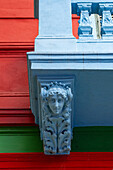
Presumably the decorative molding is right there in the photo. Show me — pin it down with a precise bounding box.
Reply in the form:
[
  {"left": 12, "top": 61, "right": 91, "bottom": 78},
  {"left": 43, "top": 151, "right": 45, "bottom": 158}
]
[
  {"left": 0, "top": 92, "right": 29, "bottom": 97},
  {"left": 72, "top": 0, "right": 113, "bottom": 2},
  {"left": 41, "top": 82, "right": 73, "bottom": 155},
  {"left": 77, "top": 3, "right": 92, "bottom": 15},
  {"left": 99, "top": 3, "right": 113, "bottom": 15},
  {"left": 0, "top": 109, "right": 35, "bottom": 125},
  {"left": 72, "top": 1, "right": 113, "bottom": 15}
]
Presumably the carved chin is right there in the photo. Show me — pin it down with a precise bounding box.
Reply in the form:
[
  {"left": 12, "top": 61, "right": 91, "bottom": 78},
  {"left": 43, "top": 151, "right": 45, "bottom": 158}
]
[
  {"left": 50, "top": 108, "right": 63, "bottom": 115},
  {"left": 48, "top": 106, "right": 63, "bottom": 115},
  {"left": 52, "top": 110, "right": 61, "bottom": 115}
]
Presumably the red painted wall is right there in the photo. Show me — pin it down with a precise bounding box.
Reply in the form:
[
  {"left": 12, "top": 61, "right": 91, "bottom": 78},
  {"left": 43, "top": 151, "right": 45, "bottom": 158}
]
[
  {"left": 0, "top": 0, "right": 34, "bottom": 18},
  {"left": 0, "top": 0, "right": 38, "bottom": 124}
]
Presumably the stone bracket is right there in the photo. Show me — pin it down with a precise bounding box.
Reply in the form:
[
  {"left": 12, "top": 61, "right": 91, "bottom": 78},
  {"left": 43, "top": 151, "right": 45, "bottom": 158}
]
[{"left": 37, "top": 77, "right": 74, "bottom": 155}]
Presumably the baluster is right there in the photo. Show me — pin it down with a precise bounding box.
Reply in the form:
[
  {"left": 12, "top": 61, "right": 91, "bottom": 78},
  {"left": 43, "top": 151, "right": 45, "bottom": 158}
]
[
  {"left": 77, "top": 3, "right": 93, "bottom": 39},
  {"left": 99, "top": 3, "right": 113, "bottom": 39}
]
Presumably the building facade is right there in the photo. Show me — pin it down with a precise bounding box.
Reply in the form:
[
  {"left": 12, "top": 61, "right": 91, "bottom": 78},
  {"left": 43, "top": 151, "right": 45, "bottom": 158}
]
[{"left": 0, "top": 0, "right": 113, "bottom": 169}]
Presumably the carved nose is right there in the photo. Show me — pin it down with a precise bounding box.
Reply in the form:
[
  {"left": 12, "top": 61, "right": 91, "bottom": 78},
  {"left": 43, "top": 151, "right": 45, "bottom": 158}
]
[{"left": 55, "top": 101, "right": 58, "bottom": 108}]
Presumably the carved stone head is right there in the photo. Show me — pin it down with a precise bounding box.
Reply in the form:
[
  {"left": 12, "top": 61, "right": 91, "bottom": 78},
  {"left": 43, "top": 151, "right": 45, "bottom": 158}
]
[
  {"left": 47, "top": 89, "right": 65, "bottom": 115},
  {"left": 41, "top": 82, "right": 73, "bottom": 116}
]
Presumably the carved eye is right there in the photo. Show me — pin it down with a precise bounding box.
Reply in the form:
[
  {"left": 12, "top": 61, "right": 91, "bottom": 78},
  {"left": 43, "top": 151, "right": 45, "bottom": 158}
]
[
  {"left": 51, "top": 98, "right": 55, "bottom": 103},
  {"left": 58, "top": 99, "right": 62, "bottom": 103}
]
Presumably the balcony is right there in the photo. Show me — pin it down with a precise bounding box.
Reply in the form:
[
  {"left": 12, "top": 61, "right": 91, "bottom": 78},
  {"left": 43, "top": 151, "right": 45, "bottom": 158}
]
[{"left": 71, "top": 0, "right": 113, "bottom": 40}]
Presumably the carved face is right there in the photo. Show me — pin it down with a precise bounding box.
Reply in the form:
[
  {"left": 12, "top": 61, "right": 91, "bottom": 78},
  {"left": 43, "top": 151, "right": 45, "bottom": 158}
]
[{"left": 48, "top": 94, "right": 65, "bottom": 115}]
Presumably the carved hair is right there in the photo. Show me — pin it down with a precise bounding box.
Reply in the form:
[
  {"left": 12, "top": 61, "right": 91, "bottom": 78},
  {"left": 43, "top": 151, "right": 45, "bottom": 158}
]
[
  {"left": 47, "top": 87, "right": 68, "bottom": 99},
  {"left": 42, "top": 82, "right": 73, "bottom": 103}
]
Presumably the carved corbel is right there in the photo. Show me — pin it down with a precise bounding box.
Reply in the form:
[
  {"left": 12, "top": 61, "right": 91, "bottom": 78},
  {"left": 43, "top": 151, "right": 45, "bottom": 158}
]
[
  {"left": 99, "top": 3, "right": 113, "bottom": 39},
  {"left": 77, "top": 3, "right": 93, "bottom": 39},
  {"left": 40, "top": 82, "right": 73, "bottom": 155}
]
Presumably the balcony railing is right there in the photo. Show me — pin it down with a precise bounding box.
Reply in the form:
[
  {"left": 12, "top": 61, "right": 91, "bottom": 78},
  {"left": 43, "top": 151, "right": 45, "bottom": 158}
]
[{"left": 71, "top": 1, "right": 113, "bottom": 39}]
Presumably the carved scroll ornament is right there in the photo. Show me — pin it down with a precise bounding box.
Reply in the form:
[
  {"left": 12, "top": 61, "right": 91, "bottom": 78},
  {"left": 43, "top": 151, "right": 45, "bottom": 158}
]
[{"left": 41, "top": 82, "right": 73, "bottom": 155}]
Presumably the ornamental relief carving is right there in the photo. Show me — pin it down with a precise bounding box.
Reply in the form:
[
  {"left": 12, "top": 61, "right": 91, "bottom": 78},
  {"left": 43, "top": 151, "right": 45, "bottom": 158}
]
[{"left": 41, "top": 82, "right": 73, "bottom": 155}]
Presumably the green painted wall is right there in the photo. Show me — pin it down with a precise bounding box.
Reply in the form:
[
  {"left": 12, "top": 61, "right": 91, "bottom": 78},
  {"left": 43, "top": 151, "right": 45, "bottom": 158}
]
[
  {"left": 0, "top": 126, "right": 43, "bottom": 153},
  {"left": 0, "top": 126, "right": 113, "bottom": 153},
  {"left": 72, "top": 127, "right": 113, "bottom": 152}
]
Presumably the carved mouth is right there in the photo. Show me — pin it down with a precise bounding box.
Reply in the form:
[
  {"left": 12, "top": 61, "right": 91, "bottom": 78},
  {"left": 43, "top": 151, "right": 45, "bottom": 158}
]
[
  {"left": 54, "top": 110, "right": 59, "bottom": 113},
  {"left": 53, "top": 109, "right": 61, "bottom": 114}
]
